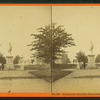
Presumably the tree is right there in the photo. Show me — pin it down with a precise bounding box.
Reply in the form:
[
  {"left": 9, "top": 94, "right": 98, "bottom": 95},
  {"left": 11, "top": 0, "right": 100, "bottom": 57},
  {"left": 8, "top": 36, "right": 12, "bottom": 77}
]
[
  {"left": 28, "top": 23, "right": 75, "bottom": 65},
  {"left": 0, "top": 53, "right": 6, "bottom": 64},
  {"left": 95, "top": 54, "right": 100, "bottom": 63},
  {"left": 61, "top": 52, "right": 71, "bottom": 64},
  {"left": 31, "top": 59, "right": 34, "bottom": 64},
  {"left": 0, "top": 53, "right": 6, "bottom": 70},
  {"left": 62, "top": 57, "right": 71, "bottom": 64},
  {"left": 73, "top": 59, "right": 78, "bottom": 64},
  {"left": 13, "top": 55, "right": 20, "bottom": 64},
  {"left": 75, "top": 51, "right": 88, "bottom": 63}
]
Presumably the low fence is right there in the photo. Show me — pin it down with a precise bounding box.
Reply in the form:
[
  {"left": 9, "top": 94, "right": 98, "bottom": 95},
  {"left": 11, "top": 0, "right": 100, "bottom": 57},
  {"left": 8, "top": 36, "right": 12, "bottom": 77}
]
[
  {"left": 14, "top": 64, "right": 77, "bottom": 70},
  {"left": 14, "top": 64, "right": 47, "bottom": 70},
  {"left": 2, "top": 63, "right": 100, "bottom": 70},
  {"left": 13, "top": 64, "right": 78, "bottom": 70},
  {"left": 53, "top": 64, "right": 77, "bottom": 69}
]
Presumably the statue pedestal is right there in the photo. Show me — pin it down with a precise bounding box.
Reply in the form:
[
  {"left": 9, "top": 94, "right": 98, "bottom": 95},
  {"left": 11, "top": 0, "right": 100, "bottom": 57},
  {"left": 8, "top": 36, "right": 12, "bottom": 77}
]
[
  {"left": 86, "top": 54, "right": 97, "bottom": 69},
  {"left": 5, "top": 56, "right": 15, "bottom": 70}
]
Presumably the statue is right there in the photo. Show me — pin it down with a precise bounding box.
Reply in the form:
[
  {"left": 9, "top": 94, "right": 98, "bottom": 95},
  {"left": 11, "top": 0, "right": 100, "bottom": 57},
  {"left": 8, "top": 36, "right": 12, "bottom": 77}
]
[
  {"left": 8, "top": 42, "right": 12, "bottom": 55},
  {"left": 89, "top": 41, "right": 94, "bottom": 54},
  {"left": 86, "top": 41, "right": 97, "bottom": 69}
]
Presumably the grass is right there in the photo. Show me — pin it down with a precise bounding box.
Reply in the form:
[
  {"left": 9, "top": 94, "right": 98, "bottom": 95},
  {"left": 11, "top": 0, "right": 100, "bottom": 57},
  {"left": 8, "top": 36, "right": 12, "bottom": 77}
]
[
  {"left": 8, "top": 64, "right": 75, "bottom": 82},
  {"left": 29, "top": 68, "right": 73, "bottom": 82}
]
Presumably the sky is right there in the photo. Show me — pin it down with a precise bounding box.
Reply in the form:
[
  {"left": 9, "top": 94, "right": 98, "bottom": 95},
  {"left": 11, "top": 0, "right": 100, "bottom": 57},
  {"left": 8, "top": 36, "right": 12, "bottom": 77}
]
[
  {"left": 0, "top": 6, "right": 100, "bottom": 61},
  {"left": 52, "top": 6, "right": 100, "bottom": 61},
  {"left": 0, "top": 6, "right": 51, "bottom": 59}
]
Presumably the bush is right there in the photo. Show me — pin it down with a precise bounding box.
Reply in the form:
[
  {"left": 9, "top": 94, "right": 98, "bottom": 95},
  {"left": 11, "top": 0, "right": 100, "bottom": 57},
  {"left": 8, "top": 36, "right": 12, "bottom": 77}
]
[
  {"left": 96, "top": 64, "right": 100, "bottom": 67},
  {"left": 95, "top": 54, "right": 100, "bottom": 63},
  {"left": 13, "top": 55, "right": 20, "bottom": 64}
]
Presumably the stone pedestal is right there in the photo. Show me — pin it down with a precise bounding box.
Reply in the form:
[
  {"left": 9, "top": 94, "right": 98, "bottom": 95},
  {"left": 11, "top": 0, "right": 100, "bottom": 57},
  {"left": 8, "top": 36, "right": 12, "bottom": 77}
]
[
  {"left": 5, "top": 56, "right": 15, "bottom": 70},
  {"left": 86, "top": 55, "right": 97, "bottom": 69}
]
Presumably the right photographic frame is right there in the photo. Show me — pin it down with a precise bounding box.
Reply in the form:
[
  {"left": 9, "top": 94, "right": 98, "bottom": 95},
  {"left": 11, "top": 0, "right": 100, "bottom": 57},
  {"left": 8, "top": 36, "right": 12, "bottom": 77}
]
[{"left": 52, "top": 6, "right": 100, "bottom": 93}]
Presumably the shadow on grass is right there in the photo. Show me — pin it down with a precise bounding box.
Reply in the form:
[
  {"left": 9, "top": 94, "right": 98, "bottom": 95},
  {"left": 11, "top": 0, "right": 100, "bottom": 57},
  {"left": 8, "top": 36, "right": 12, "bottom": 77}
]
[
  {"left": 52, "top": 69, "right": 72, "bottom": 82},
  {"left": 29, "top": 68, "right": 73, "bottom": 83},
  {"left": 29, "top": 68, "right": 51, "bottom": 82},
  {"left": 0, "top": 76, "right": 37, "bottom": 80},
  {"left": 74, "top": 75, "right": 100, "bottom": 79}
]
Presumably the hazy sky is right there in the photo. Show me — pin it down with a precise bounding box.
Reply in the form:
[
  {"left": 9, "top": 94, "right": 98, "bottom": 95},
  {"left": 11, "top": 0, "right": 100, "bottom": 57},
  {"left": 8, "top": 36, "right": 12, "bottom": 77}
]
[
  {"left": 0, "top": 6, "right": 51, "bottom": 59},
  {"left": 52, "top": 6, "right": 100, "bottom": 60},
  {"left": 1, "top": 6, "right": 100, "bottom": 61}
]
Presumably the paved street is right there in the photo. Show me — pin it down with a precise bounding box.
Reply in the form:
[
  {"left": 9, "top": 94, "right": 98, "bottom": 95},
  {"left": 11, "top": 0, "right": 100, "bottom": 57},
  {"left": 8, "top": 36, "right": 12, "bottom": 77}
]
[
  {"left": 53, "top": 69, "right": 100, "bottom": 93},
  {"left": 0, "top": 70, "right": 51, "bottom": 93}
]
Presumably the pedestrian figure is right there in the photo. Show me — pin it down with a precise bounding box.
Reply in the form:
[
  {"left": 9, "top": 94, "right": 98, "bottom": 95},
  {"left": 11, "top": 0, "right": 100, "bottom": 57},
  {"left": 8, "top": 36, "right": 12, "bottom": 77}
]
[
  {"left": 83, "top": 62, "right": 86, "bottom": 69},
  {"left": 79, "top": 62, "right": 83, "bottom": 69},
  {"left": 1, "top": 63, "right": 4, "bottom": 70}
]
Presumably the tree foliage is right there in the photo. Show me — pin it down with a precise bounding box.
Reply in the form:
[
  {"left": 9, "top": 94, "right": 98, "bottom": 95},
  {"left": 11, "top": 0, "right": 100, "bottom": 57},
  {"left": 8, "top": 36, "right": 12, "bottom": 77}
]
[
  {"left": 62, "top": 57, "right": 71, "bottom": 64},
  {"left": 0, "top": 53, "right": 6, "bottom": 64},
  {"left": 61, "top": 53, "right": 71, "bottom": 64},
  {"left": 28, "top": 23, "right": 75, "bottom": 64},
  {"left": 95, "top": 54, "right": 100, "bottom": 63},
  {"left": 76, "top": 51, "right": 88, "bottom": 63},
  {"left": 13, "top": 55, "right": 20, "bottom": 64}
]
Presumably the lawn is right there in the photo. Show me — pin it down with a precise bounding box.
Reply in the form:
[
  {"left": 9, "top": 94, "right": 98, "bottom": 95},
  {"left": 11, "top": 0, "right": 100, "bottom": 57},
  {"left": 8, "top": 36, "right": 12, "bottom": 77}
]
[
  {"left": 29, "top": 68, "right": 73, "bottom": 82},
  {"left": 29, "top": 68, "right": 51, "bottom": 82},
  {"left": 52, "top": 69, "right": 72, "bottom": 82}
]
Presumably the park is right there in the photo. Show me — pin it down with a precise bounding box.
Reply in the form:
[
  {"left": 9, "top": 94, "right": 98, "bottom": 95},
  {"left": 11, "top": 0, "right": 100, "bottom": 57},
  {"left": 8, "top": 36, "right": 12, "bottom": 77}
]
[
  {"left": 0, "top": 23, "right": 100, "bottom": 93},
  {"left": 0, "top": 6, "right": 100, "bottom": 93}
]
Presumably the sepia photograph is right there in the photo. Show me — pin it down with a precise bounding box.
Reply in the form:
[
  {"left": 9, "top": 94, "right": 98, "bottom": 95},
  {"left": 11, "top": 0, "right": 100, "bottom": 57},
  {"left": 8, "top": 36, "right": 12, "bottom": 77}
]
[
  {"left": 1, "top": 5, "right": 100, "bottom": 94},
  {"left": 0, "top": 6, "right": 51, "bottom": 93},
  {"left": 52, "top": 6, "right": 100, "bottom": 93}
]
